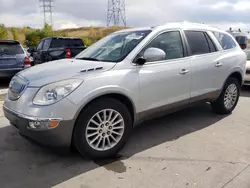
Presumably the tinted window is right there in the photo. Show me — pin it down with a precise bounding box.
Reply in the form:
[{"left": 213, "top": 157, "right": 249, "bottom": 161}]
[
  {"left": 205, "top": 33, "right": 217, "bottom": 52},
  {"left": 144, "top": 31, "right": 184, "bottom": 61},
  {"left": 212, "top": 32, "right": 236, "bottom": 50},
  {"left": 37, "top": 41, "right": 44, "bottom": 50},
  {"left": 51, "top": 39, "right": 84, "bottom": 48},
  {"left": 185, "top": 31, "right": 210, "bottom": 55},
  {"left": 0, "top": 43, "right": 24, "bottom": 55},
  {"left": 43, "top": 39, "right": 51, "bottom": 50}
]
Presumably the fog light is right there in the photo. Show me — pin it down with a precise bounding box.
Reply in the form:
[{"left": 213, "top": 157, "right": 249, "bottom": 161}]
[{"left": 28, "top": 120, "right": 60, "bottom": 130}]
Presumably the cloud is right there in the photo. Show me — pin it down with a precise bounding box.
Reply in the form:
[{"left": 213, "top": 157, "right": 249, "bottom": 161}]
[{"left": 0, "top": 0, "right": 249, "bottom": 31}]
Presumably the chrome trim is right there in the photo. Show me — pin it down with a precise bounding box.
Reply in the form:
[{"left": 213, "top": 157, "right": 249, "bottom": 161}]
[{"left": 3, "top": 105, "right": 63, "bottom": 121}]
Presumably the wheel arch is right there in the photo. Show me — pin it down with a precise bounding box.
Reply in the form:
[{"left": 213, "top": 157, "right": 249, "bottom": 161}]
[
  {"left": 228, "top": 71, "right": 243, "bottom": 86},
  {"left": 215, "top": 70, "right": 243, "bottom": 100},
  {"left": 73, "top": 92, "right": 137, "bottom": 126},
  {"left": 70, "top": 92, "right": 137, "bottom": 149}
]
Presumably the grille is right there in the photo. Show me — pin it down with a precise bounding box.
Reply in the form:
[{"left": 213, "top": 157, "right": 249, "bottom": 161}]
[
  {"left": 246, "top": 69, "right": 250, "bottom": 74},
  {"left": 8, "top": 76, "right": 28, "bottom": 101}
]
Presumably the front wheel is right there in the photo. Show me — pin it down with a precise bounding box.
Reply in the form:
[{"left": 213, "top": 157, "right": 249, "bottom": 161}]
[
  {"left": 211, "top": 77, "right": 240, "bottom": 114},
  {"left": 73, "top": 98, "right": 132, "bottom": 159}
]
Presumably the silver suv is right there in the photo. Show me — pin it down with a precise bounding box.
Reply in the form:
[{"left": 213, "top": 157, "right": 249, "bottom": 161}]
[{"left": 3, "top": 22, "right": 247, "bottom": 159}]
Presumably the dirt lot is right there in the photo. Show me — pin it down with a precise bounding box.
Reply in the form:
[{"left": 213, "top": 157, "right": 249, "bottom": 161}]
[{"left": 0, "top": 89, "right": 250, "bottom": 188}]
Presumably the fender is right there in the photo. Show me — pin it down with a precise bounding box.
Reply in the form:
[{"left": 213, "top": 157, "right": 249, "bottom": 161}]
[
  {"left": 215, "top": 67, "right": 244, "bottom": 100},
  {"left": 72, "top": 85, "right": 138, "bottom": 123}
]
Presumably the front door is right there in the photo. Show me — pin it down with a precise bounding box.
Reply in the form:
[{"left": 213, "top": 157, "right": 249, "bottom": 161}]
[
  {"left": 137, "top": 31, "right": 191, "bottom": 119},
  {"left": 33, "top": 40, "right": 44, "bottom": 64}
]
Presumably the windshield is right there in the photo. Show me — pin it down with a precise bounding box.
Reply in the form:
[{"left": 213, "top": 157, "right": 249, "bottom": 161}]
[{"left": 75, "top": 30, "right": 152, "bottom": 62}]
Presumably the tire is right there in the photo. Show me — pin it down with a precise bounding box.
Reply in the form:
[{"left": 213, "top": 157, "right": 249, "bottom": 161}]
[
  {"left": 73, "top": 98, "right": 133, "bottom": 159},
  {"left": 211, "top": 77, "right": 240, "bottom": 114}
]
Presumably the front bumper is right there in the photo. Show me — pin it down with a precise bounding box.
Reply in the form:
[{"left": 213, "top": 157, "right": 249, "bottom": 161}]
[{"left": 3, "top": 105, "right": 75, "bottom": 149}]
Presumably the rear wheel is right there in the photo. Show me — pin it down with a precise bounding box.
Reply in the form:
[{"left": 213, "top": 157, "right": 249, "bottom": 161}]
[
  {"left": 73, "top": 98, "right": 132, "bottom": 159},
  {"left": 211, "top": 77, "right": 240, "bottom": 114}
]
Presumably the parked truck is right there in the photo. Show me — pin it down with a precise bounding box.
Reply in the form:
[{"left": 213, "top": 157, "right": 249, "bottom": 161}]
[{"left": 29, "top": 37, "right": 87, "bottom": 65}]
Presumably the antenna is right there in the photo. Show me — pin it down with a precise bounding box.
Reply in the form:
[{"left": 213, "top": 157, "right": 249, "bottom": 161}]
[
  {"left": 107, "top": 0, "right": 126, "bottom": 27},
  {"left": 39, "top": 0, "right": 54, "bottom": 27}
]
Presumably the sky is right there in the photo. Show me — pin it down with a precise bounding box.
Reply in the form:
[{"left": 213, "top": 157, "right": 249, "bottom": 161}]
[{"left": 0, "top": 0, "right": 250, "bottom": 31}]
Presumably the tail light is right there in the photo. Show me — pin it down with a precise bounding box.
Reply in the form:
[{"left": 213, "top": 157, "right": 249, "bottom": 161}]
[
  {"left": 65, "top": 48, "right": 72, "bottom": 58},
  {"left": 24, "top": 56, "right": 31, "bottom": 67}
]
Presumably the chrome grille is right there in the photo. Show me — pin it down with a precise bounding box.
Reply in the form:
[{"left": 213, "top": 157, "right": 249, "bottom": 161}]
[{"left": 8, "top": 75, "right": 28, "bottom": 101}]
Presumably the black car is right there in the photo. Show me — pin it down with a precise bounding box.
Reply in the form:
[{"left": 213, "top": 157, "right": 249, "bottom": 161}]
[{"left": 29, "top": 37, "right": 87, "bottom": 65}]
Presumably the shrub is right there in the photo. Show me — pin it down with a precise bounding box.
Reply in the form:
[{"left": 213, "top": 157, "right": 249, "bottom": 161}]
[
  {"left": 11, "top": 27, "right": 19, "bottom": 41},
  {"left": 0, "top": 24, "right": 8, "bottom": 39},
  {"left": 82, "top": 36, "right": 93, "bottom": 46},
  {"left": 25, "top": 23, "right": 55, "bottom": 47}
]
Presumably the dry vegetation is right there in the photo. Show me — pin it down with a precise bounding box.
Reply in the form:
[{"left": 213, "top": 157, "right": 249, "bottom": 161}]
[{"left": 6, "top": 26, "right": 129, "bottom": 46}]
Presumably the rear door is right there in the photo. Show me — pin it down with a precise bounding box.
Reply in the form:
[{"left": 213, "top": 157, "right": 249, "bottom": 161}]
[
  {"left": 0, "top": 41, "right": 25, "bottom": 69},
  {"left": 183, "top": 30, "right": 221, "bottom": 100}
]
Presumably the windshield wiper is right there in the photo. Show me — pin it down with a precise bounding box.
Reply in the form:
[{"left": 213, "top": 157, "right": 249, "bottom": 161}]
[{"left": 77, "top": 57, "right": 100, "bottom": 61}]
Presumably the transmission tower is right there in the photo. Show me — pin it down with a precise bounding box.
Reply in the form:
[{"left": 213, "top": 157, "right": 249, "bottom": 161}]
[
  {"left": 39, "top": 0, "right": 54, "bottom": 26},
  {"left": 107, "top": 0, "right": 126, "bottom": 27}
]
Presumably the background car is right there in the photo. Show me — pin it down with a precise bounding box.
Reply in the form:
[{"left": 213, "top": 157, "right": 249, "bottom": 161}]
[
  {"left": 0, "top": 40, "right": 31, "bottom": 78},
  {"left": 244, "top": 51, "right": 250, "bottom": 85},
  {"left": 29, "top": 37, "right": 87, "bottom": 65},
  {"left": 23, "top": 47, "right": 34, "bottom": 66}
]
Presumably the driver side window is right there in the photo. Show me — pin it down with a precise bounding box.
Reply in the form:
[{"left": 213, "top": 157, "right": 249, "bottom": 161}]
[
  {"left": 37, "top": 41, "right": 44, "bottom": 50},
  {"left": 144, "top": 31, "right": 184, "bottom": 62}
]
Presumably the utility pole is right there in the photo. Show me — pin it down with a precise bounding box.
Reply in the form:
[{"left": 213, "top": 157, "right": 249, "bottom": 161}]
[
  {"left": 39, "top": 0, "right": 54, "bottom": 27},
  {"left": 107, "top": 0, "right": 126, "bottom": 27}
]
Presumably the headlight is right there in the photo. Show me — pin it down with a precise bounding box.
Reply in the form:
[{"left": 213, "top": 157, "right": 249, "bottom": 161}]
[{"left": 33, "top": 79, "right": 83, "bottom": 105}]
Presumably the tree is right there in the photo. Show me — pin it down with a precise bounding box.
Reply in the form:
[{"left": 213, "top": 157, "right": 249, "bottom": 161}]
[
  {"left": 41, "top": 23, "right": 54, "bottom": 38},
  {"left": 0, "top": 24, "right": 8, "bottom": 39},
  {"left": 25, "top": 23, "right": 55, "bottom": 47},
  {"left": 11, "top": 27, "right": 19, "bottom": 41}
]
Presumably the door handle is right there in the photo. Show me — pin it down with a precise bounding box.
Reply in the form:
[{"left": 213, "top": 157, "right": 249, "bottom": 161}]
[
  {"left": 215, "top": 62, "right": 222, "bottom": 67},
  {"left": 179, "top": 69, "right": 190, "bottom": 75}
]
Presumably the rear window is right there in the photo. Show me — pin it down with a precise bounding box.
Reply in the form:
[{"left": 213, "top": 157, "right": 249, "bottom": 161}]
[
  {"left": 212, "top": 32, "right": 237, "bottom": 50},
  {"left": 0, "top": 43, "right": 24, "bottom": 55},
  {"left": 50, "top": 39, "right": 84, "bottom": 48}
]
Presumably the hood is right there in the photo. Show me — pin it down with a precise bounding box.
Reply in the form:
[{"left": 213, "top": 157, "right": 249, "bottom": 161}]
[{"left": 19, "top": 59, "right": 116, "bottom": 87}]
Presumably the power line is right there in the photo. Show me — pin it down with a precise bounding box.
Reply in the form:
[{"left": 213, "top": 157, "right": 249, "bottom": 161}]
[
  {"left": 107, "top": 0, "right": 126, "bottom": 27},
  {"left": 39, "top": 0, "right": 54, "bottom": 27}
]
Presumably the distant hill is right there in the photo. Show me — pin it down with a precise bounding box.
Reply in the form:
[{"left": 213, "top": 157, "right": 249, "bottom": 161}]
[{"left": 6, "top": 26, "right": 129, "bottom": 45}]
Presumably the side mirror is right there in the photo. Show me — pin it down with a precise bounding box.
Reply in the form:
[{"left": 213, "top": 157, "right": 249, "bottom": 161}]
[{"left": 143, "top": 47, "right": 166, "bottom": 62}]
